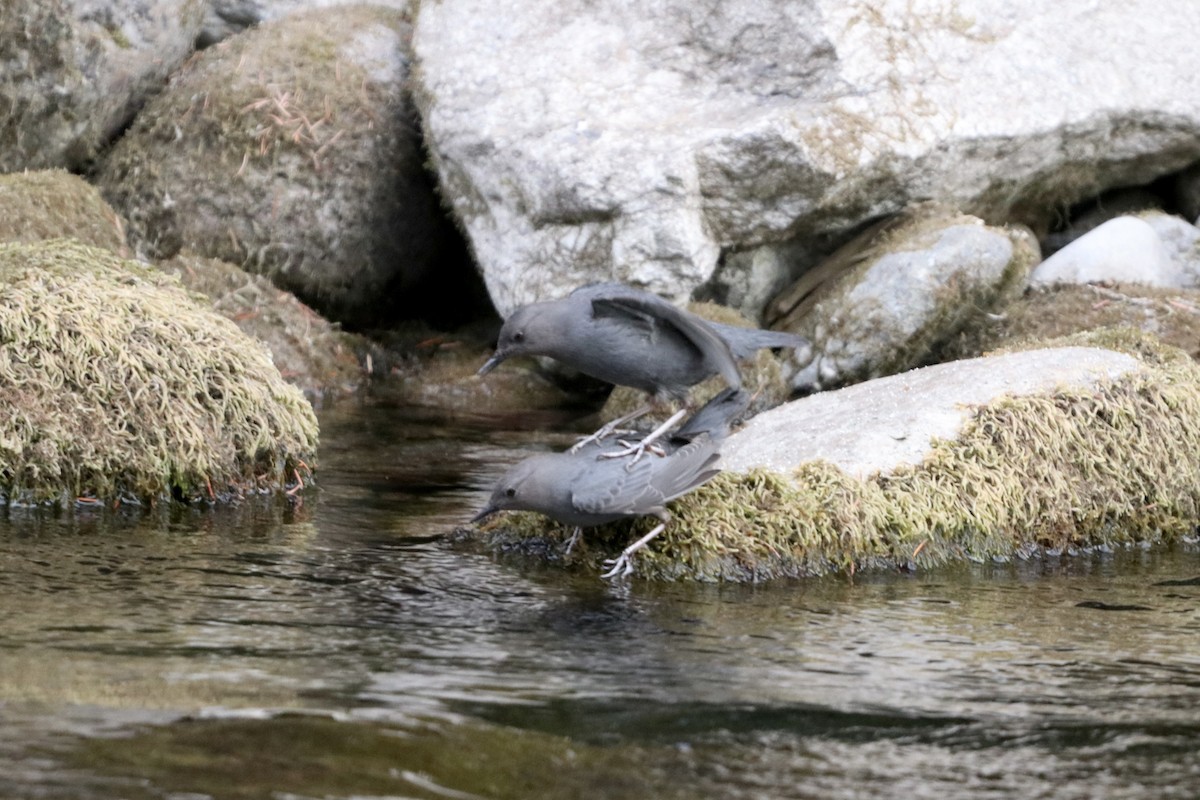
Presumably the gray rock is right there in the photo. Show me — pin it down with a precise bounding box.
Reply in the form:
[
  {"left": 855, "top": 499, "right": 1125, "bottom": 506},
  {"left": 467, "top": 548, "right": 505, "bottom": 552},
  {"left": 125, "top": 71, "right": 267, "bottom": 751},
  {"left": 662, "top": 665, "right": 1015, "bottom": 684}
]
[
  {"left": 413, "top": 0, "right": 1200, "bottom": 318},
  {"left": 97, "top": 5, "right": 453, "bottom": 327},
  {"left": 1030, "top": 216, "right": 1178, "bottom": 288},
  {"left": 0, "top": 0, "right": 204, "bottom": 172},
  {"left": 1041, "top": 188, "right": 1163, "bottom": 254},
  {"left": 1139, "top": 211, "right": 1200, "bottom": 288},
  {"left": 768, "top": 210, "right": 1037, "bottom": 393},
  {"left": 721, "top": 347, "right": 1143, "bottom": 479},
  {"left": 701, "top": 238, "right": 820, "bottom": 325}
]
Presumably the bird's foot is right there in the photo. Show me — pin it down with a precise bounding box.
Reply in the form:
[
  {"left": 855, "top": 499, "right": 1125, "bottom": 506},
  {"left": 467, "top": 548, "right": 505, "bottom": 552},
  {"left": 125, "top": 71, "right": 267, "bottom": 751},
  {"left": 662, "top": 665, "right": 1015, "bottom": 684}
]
[
  {"left": 568, "top": 423, "right": 636, "bottom": 454},
  {"left": 599, "top": 438, "right": 666, "bottom": 465},
  {"left": 600, "top": 521, "right": 666, "bottom": 580},
  {"left": 598, "top": 408, "right": 688, "bottom": 468},
  {"left": 569, "top": 404, "right": 654, "bottom": 453},
  {"left": 601, "top": 553, "right": 636, "bottom": 579}
]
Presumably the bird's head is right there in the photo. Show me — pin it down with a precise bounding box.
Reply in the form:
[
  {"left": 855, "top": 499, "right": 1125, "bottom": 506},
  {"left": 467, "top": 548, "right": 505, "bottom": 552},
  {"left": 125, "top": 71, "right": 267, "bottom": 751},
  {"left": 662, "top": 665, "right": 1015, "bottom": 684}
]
[
  {"left": 469, "top": 456, "right": 548, "bottom": 523},
  {"left": 477, "top": 304, "right": 550, "bottom": 376}
]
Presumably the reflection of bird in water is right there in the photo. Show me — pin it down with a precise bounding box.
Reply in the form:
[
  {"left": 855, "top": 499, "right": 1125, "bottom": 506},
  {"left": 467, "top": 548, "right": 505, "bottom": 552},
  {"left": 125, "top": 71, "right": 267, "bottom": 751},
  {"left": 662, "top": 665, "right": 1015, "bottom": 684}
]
[
  {"left": 478, "top": 282, "right": 807, "bottom": 458},
  {"left": 472, "top": 389, "right": 750, "bottom": 578}
]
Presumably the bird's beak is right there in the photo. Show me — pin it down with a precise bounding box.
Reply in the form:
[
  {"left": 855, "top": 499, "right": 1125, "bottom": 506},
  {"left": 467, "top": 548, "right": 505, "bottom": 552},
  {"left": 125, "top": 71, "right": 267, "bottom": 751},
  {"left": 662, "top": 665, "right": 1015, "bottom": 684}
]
[
  {"left": 477, "top": 351, "right": 506, "bottom": 376},
  {"left": 470, "top": 504, "right": 498, "bottom": 524}
]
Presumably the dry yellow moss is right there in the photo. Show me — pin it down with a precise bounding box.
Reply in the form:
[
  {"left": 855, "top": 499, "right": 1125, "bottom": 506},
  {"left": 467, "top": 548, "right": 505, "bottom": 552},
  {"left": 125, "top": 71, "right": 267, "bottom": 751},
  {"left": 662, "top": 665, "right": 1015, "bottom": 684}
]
[{"left": 0, "top": 239, "right": 318, "bottom": 505}]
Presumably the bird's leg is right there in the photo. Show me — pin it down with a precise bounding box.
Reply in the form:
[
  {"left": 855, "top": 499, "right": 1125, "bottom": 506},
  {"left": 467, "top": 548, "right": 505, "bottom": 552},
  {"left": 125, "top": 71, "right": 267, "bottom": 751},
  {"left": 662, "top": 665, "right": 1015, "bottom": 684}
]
[
  {"left": 599, "top": 408, "right": 688, "bottom": 466},
  {"left": 568, "top": 402, "right": 652, "bottom": 453},
  {"left": 563, "top": 526, "right": 583, "bottom": 555},
  {"left": 601, "top": 517, "right": 668, "bottom": 579}
]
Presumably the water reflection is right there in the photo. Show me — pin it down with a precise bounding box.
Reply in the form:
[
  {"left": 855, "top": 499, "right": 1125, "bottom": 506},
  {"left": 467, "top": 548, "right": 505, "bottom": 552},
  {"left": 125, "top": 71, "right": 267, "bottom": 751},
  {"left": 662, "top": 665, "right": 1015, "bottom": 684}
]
[{"left": 0, "top": 402, "right": 1197, "bottom": 798}]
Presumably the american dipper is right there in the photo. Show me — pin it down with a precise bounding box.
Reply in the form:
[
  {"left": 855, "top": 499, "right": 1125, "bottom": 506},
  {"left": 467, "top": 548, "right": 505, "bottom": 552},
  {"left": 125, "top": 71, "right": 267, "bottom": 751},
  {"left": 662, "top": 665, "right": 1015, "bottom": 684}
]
[
  {"left": 477, "top": 283, "right": 808, "bottom": 454},
  {"left": 472, "top": 388, "right": 749, "bottom": 578}
]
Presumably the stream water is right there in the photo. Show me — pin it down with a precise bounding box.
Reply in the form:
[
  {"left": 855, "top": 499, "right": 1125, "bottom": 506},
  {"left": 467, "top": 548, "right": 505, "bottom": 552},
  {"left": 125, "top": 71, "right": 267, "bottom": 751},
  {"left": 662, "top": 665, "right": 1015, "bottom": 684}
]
[{"left": 0, "top": 398, "right": 1198, "bottom": 799}]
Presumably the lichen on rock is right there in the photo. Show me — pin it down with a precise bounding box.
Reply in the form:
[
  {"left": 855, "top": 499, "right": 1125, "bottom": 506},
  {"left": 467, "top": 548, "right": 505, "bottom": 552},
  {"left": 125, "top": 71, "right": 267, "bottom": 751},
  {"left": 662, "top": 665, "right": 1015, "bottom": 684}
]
[{"left": 0, "top": 239, "right": 318, "bottom": 506}]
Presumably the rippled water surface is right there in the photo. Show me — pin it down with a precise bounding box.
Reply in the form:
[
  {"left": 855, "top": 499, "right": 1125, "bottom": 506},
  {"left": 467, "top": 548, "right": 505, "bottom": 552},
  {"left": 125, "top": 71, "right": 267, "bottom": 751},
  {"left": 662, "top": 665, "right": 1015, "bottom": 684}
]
[{"left": 1, "top": 400, "right": 1199, "bottom": 799}]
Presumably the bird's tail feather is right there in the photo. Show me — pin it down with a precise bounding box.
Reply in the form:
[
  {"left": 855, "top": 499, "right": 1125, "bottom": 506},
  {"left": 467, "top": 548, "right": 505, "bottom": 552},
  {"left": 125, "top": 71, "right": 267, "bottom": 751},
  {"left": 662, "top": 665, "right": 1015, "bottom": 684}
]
[{"left": 710, "top": 322, "right": 810, "bottom": 360}]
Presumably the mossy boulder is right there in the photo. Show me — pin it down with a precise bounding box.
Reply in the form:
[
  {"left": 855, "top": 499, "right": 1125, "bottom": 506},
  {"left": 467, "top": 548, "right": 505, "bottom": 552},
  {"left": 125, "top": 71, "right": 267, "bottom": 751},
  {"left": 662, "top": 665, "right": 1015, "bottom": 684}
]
[
  {"left": 0, "top": 239, "right": 318, "bottom": 505},
  {"left": 939, "top": 283, "right": 1200, "bottom": 363},
  {"left": 160, "top": 250, "right": 371, "bottom": 403},
  {"left": 478, "top": 329, "right": 1200, "bottom": 581},
  {"left": 0, "top": 170, "right": 127, "bottom": 252},
  {"left": 95, "top": 4, "right": 457, "bottom": 327}
]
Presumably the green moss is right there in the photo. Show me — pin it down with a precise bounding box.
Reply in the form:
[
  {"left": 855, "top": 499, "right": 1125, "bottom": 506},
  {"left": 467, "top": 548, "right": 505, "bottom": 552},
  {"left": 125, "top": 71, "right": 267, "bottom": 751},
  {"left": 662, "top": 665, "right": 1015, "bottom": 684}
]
[
  {"left": 477, "top": 330, "right": 1200, "bottom": 581},
  {"left": 161, "top": 250, "right": 370, "bottom": 402},
  {"left": 0, "top": 239, "right": 318, "bottom": 505}
]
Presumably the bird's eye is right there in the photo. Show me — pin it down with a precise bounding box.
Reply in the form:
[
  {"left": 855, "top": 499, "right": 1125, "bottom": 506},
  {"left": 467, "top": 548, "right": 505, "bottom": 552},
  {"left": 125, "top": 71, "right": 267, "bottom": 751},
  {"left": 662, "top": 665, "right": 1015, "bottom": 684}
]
[{"left": 505, "top": 487, "right": 517, "bottom": 498}]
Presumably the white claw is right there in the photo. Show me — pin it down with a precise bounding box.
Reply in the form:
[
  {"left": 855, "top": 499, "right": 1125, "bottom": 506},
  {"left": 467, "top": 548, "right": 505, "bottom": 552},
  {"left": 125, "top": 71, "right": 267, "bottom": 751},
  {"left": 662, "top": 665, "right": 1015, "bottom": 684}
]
[
  {"left": 601, "top": 554, "right": 634, "bottom": 579},
  {"left": 597, "top": 408, "right": 687, "bottom": 466},
  {"left": 569, "top": 426, "right": 635, "bottom": 454},
  {"left": 569, "top": 403, "right": 653, "bottom": 453}
]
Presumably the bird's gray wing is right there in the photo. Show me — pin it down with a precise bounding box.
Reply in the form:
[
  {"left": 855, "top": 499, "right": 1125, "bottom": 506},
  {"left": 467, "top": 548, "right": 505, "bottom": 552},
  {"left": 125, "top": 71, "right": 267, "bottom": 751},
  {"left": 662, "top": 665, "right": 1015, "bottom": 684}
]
[
  {"left": 591, "top": 293, "right": 742, "bottom": 390},
  {"left": 573, "top": 441, "right": 721, "bottom": 517},
  {"left": 572, "top": 457, "right": 659, "bottom": 517},
  {"left": 651, "top": 439, "right": 722, "bottom": 503}
]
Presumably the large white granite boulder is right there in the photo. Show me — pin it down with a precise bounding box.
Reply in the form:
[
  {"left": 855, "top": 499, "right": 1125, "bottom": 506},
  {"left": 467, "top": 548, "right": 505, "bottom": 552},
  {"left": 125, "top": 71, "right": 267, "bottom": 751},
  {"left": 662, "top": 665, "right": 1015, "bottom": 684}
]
[{"left": 414, "top": 0, "right": 1200, "bottom": 317}]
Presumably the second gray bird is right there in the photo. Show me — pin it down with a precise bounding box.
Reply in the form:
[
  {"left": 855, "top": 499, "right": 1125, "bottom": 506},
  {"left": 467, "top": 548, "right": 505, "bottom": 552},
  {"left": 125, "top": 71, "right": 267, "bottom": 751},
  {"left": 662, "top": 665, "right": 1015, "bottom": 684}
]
[
  {"left": 477, "top": 281, "right": 809, "bottom": 403},
  {"left": 472, "top": 388, "right": 749, "bottom": 578}
]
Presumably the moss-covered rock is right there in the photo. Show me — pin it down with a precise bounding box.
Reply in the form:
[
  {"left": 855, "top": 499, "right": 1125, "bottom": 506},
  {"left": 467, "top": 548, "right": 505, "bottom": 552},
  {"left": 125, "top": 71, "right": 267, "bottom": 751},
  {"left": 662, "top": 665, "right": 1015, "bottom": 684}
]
[
  {"left": 938, "top": 283, "right": 1200, "bottom": 363},
  {"left": 0, "top": 170, "right": 128, "bottom": 252},
  {"left": 0, "top": 239, "right": 318, "bottom": 505},
  {"left": 476, "top": 329, "right": 1200, "bottom": 581},
  {"left": 160, "top": 250, "right": 372, "bottom": 403},
  {"left": 95, "top": 4, "right": 459, "bottom": 327}
]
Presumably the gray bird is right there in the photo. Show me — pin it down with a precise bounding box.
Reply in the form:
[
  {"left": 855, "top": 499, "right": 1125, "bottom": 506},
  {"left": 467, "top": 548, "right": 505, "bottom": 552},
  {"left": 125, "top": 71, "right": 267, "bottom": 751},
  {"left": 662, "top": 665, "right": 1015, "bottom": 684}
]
[
  {"left": 477, "top": 283, "right": 808, "bottom": 453},
  {"left": 472, "top": 388, "right": 749, "bottom": 578}
]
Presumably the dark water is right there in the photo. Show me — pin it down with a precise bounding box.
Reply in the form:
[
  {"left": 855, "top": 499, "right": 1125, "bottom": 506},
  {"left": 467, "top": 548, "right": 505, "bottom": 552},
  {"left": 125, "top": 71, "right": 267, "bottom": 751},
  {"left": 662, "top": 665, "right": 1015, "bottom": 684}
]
[{"left": 1, "top": 400, "right": 1199, "bottom": 799}]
